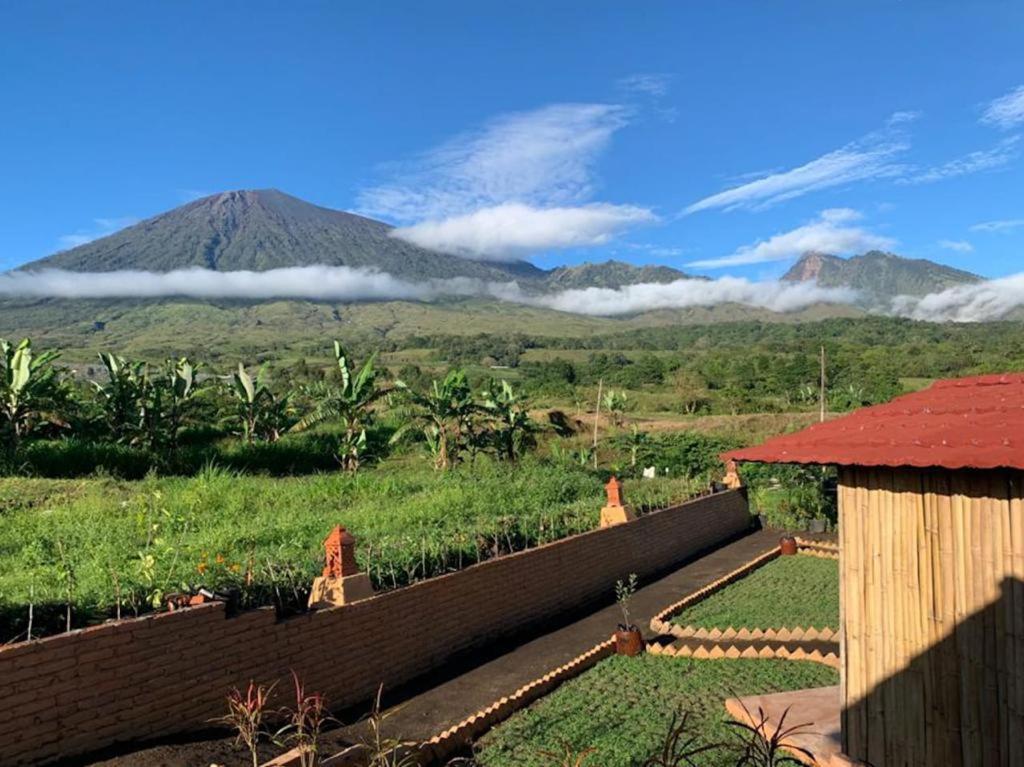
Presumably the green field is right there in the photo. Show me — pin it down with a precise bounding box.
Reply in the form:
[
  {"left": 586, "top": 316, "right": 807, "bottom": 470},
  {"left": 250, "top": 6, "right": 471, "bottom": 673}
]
[
  {"left": 671, "top": 554, "right": 840, "bottom": 630},
  {"left": 474, "top": 656, "right": 839, "bottom": 767},
  {"left": 0, "top": 460, "right": 702, "bottom": 643}
]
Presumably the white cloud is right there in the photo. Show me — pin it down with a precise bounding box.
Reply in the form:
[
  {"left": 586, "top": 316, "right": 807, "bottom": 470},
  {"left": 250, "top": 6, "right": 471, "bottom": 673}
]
[
  {"left": 0, "top": 266, "right": 857, "bottom": 317},
  {"left": 937, "top": 239, "right": 974, "bottom": 253},
  {"left": 887, "top": 110, "right": 923, "bottom": 126},
  {"left": 0, "top": 266, "right": 476, "bottom": 302},
  {"left": 893, "top": 273, "right": 1024, "bottom": 322},
  {"left": 900, "top": 135, "right": 1020, "bottom": 184},
  {"left": 684, "top": 120, "right": 910, "bottom": 214},
  {"left": 496, "top": 278, "right": 857, "bottom": 316},
  {"left": 616, "top": 73, "right": 672, "bottom": 98},
  {"left": 57, "top": 217, "right": 138, "bottom": 250},
  {"left": 358, "top": 103, "right": 632, "bottom": 223},
  {"left": 686, "top": 209, "right": 895, "bottom": 269},
  {"left": 981, "top": 85, "right": 1024, "bottom": 129},
  {"left": 970, "top": 218, "right": 1024, "bottom": 233},
  {"left": 391, "top": 203, "right": 655, "bottom": 261}
]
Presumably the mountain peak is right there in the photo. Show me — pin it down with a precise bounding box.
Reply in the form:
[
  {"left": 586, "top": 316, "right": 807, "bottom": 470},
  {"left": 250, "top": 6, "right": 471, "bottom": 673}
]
[
  {"left": 783, "top": 250, "right": 981, "bottom": 302},
  {"left": 25, "top": 189, "right": 542, "bottom": 282}
]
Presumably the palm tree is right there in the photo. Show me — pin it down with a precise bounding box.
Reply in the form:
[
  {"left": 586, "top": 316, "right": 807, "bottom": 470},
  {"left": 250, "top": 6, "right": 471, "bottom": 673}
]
[
  {"left": 0, "top": 338, "right": 65, "bottom": 450},
  {"left": 392, "top": 369, "right": 479, "bottom": 471},
  {"left": 481, "top": 380, "right": 538, "bottom": 462},
  {"left": 293, "top": 342, "right": 386, "bottom": 472}
]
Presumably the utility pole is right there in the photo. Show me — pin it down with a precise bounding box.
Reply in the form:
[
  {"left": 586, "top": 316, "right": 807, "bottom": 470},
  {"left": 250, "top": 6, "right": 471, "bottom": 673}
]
[
  {"left": 592, "top": 378, "right": 603, "bottom": 468},
  {"left": 819, "top": 345, "right": 827, "bottom": 423}
]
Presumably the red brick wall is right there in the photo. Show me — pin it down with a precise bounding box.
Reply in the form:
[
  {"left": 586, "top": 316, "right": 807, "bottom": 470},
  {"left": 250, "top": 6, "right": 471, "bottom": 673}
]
[{"left": 0, "top": 490, "right": 750, "bottom": 765}]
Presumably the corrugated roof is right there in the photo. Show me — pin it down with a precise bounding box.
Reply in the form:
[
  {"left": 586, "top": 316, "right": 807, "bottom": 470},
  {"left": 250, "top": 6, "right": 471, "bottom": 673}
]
[{"left": 724, "top": 374, "right": 1024, "bottom": 470}]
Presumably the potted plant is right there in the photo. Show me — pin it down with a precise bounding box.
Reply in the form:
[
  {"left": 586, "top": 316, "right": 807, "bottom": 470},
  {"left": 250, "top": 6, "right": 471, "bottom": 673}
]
[
  {"left": 779, "top": 535, "right": 798, "bottom": 556},
  {"left": 614, "top": 573, "right": 644, "bottom": 656}
]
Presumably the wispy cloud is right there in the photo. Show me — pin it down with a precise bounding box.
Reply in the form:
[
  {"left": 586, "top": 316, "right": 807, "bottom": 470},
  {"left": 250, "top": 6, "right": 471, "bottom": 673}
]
[
  {"left": 887, "top": 110, "right": 923, "bottom": 126},
  {"left": 684, "top": 118, "right": 910, "bottom": 214},
  {"left": 0, "top": 266, "right": 857, "bottom": 317},
  {"left": 57, "top": 217, "right": 138, "bottom": 250},
  {"left": 616, "top": 73, "right": 672, "bottom": 98},
  {"left": 359, "top": 102, "right": 653, "bottom": 261},
  {"left": 686, "top": 209, "right": 895, "bottom": 269},
  {"left": 894, "top": 273, "right": 1024, "bottom": 322},
  {"left": 970, "top": 218, "right": 1024, "bottom": 233},
  {"left": 358, "top": 103, "right": 632, "bottom": 222},
  {"left": 900, "top": 135, "right": 1020, "bottom": 184},
  {"left": 981, "top": 84, "right": 1024, "bottom": 129},
  {"left": 392, "top": 203, "right": 655, "bottom": 261},
  {"left": 937, "top": 239, "right": 974, "bottom": 253}
]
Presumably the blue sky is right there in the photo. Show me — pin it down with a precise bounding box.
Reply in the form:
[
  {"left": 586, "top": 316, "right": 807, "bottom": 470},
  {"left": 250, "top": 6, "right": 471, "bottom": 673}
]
[{"left": 2, "top": 1, "right": 1023, "bottom": 278}]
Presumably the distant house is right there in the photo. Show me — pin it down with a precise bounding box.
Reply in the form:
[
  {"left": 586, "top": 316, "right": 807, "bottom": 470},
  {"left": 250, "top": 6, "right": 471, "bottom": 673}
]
[{"left": 726, "top": 374, "right": 1024, "bottom": 767}]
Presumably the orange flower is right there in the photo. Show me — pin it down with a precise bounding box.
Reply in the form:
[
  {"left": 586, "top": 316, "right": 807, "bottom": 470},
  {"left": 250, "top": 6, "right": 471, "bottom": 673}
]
[
  {"left": 215, "top": 554, "right": 225, "bottom": 564},
  {"left": 230, "top": 563, "right": 241, "bottom": 573},
  {"left": 197, "top": 562, "right": 208, "bottom": 574}
]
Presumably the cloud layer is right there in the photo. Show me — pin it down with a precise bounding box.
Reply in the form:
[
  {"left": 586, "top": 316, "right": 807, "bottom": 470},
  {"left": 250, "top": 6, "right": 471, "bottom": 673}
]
[
  {"left": 392, "top": 203, "right": 655, "bottom": 261},
  {"left": 0, "top": 266, "right": 854, "bottom": 317},
  {"left": 900, "top": 135, "right": 1020, "bottom": 184},
  {"left": 893, "top": 273, "right": 1024, "bottom": 322},
  {"left": 686, "top": 209, "right": 895, "bottom": 269}
]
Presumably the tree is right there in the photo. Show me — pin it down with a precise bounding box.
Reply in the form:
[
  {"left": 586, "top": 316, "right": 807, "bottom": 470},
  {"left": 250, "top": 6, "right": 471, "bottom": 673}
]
[
  {"left": 0, "top": 338, "right": 65, "bottom": 450},
  {"left": 392, "top": 369, "right": 480, "bottom": 471},
  {"left": 481, "top": 380, "right": 538, "bottom": 462},
  {"left": 224, "top": 363, "right": 293, "bottom": 444},
  {"left": 293, "top": 342, "right": 386, "bottom": 472}
]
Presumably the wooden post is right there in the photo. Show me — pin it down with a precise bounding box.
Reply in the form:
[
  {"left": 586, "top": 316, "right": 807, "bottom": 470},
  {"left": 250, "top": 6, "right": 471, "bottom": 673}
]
[{"left": 592, "top": 378, "right": 603, "bottom": 469}]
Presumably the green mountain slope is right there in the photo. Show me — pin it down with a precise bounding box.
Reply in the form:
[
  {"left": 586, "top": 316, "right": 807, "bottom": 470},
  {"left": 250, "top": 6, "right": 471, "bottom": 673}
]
[{"left": 544, "top": 260, "right": 694, "bottom": 289}]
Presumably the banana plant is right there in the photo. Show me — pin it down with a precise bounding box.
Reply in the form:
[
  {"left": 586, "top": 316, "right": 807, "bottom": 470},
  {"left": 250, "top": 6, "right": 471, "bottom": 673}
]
[
  {"left": 225, "top": 363, "right": 293, "bottom": 444},
  {"left": 601, "top": 389, "right": 629, "bottom": 428},
  {"left": 0, "top": 338, "right": 65, "bottom": 450},
  {"left": 93, "top": 352, "right": 148, "bottom": 444},
  {"left": 481, "top": 380, "right": 538, "bottom": 462},
  {"left": 392, "top": 369, "right": 481, "bottom": 471},
  {"left": 292, "top": 342, "right": 387, "bottom": 472}
]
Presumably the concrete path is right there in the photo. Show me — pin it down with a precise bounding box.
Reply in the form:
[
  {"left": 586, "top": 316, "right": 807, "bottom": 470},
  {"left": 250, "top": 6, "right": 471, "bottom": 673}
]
[{"left": 329, "top": 527, "right": 780, "bottom": 746}]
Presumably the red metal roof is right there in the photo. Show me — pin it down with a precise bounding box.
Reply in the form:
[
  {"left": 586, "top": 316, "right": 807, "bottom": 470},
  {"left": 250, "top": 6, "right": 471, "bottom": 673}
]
[{"left": 724, "top": 374, "right": 1024, "bottom": 471}]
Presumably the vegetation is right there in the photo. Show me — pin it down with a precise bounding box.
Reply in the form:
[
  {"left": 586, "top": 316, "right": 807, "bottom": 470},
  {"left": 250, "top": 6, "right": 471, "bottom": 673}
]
[
  {"left": 473, "top": 656, "right": 838, "bottom": 767},
  {"left": 671, "top": 555, "right": 840, "bottom": 631},
  {"left": 0, "top": 461, "right": 701, "bottom": 642}
]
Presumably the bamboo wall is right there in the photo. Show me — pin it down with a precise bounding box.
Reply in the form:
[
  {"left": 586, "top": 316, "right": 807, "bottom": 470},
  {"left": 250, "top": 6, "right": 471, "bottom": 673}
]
[{"left": 838, "top": 467, "right": 1024, "bottom": 767}]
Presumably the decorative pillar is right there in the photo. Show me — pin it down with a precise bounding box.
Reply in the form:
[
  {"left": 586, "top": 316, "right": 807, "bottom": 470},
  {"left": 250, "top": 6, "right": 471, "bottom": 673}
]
[
  {"left": 308, "top": 525, "right": 375, "bottom": 608},
  {"left": 722, "top": 459, "right": 743, "bottom": 490},
  {"left": 599, "top": 476, "right": 636, "bottom": 528}
]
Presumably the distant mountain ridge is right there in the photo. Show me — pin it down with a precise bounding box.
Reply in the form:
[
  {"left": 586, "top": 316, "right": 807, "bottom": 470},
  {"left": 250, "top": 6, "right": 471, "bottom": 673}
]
[
  {"left": 782, "top": 251, "right": 981, "bottom": 302},
  {"left": 23, "top": 189, "right": 692, "bottom": 290}
]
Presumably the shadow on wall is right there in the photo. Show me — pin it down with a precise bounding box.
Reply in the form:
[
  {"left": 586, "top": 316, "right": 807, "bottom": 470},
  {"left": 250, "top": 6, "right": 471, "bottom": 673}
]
[{"left": 843, "top": 577, "right": 1024, "bottom": 767}]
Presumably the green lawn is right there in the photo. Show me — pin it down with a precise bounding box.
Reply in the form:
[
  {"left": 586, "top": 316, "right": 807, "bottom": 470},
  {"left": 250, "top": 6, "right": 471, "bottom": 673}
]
[
  {"left": 672, "top": 554, "right": 839, "bottom": 631},
  {"left": 0, "top": 460, "right": 700, "bottom": 642},
  {"left": 474, "top": 656, "right": 839, "bottom": 767}
]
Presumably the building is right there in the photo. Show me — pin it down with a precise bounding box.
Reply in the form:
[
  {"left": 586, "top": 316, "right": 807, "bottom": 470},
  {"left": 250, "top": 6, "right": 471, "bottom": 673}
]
[{"left": 726, "top": 374, "right": 1024, "bottom": 767}]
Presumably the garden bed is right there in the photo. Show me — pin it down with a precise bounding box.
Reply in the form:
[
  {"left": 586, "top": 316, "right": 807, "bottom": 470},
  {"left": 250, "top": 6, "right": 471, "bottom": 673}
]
[
  {"left": 473, "top": 655, "right": 839, "bottom": 767},
  {"left": 669, "top": 553, "right": 839, "bottom": 632}
]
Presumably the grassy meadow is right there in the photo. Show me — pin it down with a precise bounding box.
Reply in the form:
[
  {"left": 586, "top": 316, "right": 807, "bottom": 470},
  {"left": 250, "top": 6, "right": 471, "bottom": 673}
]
[{"left": 0, "top": 458, "right": 703, "bottom": 643}]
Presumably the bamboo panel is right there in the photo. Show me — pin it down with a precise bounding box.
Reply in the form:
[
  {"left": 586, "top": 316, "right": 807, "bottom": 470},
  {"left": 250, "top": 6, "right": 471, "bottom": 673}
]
[{"left": 839, "top": 468, "right": 1024, "bottom": 767}]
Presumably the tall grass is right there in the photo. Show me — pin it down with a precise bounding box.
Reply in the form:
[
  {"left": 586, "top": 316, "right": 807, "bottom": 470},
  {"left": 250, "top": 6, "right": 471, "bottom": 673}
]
[{"left": 0, "top": 460, "right": 702, "bottom": 642}]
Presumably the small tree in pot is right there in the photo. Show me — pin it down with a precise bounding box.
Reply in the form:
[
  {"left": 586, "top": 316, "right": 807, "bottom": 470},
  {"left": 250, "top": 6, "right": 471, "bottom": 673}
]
[{"left": 614, "top": 573, "right": 644, "bottom": 656}]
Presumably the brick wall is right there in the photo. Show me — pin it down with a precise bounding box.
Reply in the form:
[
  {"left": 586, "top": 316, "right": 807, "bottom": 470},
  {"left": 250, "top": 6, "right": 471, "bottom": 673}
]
[{"left": 0, "top": 490, "right": 750, "bottom": 765}]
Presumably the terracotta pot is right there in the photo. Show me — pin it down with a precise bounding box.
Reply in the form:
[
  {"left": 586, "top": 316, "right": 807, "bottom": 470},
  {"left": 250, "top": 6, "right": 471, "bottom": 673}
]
[
  {"left": 615, "top": 627, "right": 645, "bottom": 656},
  {"left": 779, "top": 535, "right": 798, "bottom": 556}
]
